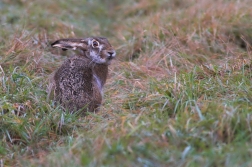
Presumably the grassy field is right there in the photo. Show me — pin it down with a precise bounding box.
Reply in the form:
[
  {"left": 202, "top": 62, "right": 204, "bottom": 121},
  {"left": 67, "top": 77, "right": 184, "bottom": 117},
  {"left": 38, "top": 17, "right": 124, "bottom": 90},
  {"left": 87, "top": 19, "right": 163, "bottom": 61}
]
[{"left": 0, "top": 0, "right": 252, "bottom": 166}]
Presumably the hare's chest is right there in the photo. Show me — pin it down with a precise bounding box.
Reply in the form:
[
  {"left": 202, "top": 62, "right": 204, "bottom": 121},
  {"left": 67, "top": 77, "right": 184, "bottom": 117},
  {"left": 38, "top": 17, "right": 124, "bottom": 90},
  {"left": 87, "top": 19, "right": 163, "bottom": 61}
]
[
  {"left": 92, "top": 74, "right": 103, "bottom": 106},
  {"left": 93, "top": 74, "right": 102, "bottom": 93}
]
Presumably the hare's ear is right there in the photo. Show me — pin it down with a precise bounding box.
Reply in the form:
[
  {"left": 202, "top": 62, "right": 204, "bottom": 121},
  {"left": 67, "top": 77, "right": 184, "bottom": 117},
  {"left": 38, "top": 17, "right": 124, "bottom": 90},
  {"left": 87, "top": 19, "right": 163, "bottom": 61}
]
[{"left": 51, "top": 39, "right": 88, "bottom": 51}]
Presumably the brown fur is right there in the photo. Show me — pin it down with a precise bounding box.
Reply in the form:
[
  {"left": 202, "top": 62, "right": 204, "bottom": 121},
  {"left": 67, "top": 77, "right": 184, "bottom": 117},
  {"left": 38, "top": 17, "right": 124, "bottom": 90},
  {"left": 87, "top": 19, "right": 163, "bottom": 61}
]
[{"left": 49, "top": 37, "right": 116, "bottom": 114}]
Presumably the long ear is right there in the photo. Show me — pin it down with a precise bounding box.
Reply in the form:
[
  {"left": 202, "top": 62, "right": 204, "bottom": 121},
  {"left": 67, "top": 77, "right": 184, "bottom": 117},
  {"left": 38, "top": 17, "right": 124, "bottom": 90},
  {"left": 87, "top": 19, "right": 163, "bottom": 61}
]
[{"left": 51, "top": 39, "right": 88, "bottom": 51}]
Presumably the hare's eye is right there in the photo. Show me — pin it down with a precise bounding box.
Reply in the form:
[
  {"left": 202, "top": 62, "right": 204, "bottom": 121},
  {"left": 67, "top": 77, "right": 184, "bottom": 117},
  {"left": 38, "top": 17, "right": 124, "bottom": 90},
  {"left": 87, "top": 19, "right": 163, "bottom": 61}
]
[{"left": 92, "top": 40, "right": 99, "bottom": 48}]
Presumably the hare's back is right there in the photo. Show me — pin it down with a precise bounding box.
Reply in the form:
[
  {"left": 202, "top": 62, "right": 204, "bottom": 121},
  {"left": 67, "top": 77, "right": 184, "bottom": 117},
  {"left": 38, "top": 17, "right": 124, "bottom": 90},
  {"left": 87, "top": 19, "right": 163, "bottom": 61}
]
[{"left": 54, "top": 56, "right": 93, "bottom": 101}]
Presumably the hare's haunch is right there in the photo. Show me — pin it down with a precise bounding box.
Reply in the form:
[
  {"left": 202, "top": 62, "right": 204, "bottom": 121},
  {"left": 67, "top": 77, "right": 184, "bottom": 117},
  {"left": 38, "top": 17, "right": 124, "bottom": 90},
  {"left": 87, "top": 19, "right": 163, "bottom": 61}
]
[{"left": 49, "top": 37, "right": 116, "bottom": 114}]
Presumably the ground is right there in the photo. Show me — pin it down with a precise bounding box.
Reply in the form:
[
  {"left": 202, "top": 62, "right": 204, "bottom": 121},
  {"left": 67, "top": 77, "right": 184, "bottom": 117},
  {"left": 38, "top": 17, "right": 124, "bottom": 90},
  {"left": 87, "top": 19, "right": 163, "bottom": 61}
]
[{"left": 0, "top": 0, "right": 252, "bottom": 166}]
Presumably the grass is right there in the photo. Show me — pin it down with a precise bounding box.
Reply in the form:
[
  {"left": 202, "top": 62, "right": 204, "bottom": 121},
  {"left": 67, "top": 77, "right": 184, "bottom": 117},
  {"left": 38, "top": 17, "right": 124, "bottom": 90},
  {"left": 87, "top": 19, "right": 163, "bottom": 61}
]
[{"left": 0, "top": 0, "right": 252, "bottom": 166}]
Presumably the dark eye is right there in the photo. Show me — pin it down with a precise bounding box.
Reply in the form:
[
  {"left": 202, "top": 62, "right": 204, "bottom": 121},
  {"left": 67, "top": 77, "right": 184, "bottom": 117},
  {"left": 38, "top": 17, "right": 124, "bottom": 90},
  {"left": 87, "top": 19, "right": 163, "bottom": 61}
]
[{"left": 92, "top": 40, "right": 99, "bottom": 48}]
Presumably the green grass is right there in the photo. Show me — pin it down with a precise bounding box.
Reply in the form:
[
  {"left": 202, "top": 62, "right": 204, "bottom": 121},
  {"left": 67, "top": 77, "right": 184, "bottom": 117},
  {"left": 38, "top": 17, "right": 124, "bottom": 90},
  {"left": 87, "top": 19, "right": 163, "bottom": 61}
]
[{"left": 0, "top": 0, "right": 252, "bottom": 166}]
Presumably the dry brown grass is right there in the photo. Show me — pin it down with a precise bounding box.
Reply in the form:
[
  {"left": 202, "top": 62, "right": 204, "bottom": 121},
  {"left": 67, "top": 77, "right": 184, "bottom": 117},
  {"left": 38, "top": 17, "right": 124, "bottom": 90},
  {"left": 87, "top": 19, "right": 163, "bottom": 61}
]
[{"left": 1, "top": 0, "right": 252, "bottom": 166}]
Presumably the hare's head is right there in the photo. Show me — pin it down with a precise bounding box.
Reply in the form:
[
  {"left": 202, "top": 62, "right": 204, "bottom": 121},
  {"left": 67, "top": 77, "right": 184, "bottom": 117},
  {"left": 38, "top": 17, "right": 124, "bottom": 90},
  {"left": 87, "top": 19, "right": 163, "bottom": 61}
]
[{"left": 51, "top": 37, "right": 116, "bottom": 65}]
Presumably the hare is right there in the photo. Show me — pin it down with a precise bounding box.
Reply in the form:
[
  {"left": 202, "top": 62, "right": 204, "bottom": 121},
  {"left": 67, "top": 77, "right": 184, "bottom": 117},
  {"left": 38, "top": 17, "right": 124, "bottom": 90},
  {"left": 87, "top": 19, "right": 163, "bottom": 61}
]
[{"left": 49, "top": 37, "right": 116, "bottom": 114}]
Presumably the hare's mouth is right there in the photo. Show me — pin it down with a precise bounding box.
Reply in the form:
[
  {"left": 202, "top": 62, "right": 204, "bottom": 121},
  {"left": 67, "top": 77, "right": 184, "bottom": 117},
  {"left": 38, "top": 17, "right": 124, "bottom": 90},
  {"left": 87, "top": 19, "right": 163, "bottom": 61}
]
[{"left": 107, "top": 56, "right": 113, "bottom": 60}]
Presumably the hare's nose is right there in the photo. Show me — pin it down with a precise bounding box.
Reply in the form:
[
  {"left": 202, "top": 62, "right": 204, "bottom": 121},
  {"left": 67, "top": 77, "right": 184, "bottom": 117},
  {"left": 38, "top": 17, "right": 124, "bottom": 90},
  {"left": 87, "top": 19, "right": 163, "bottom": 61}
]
[{"left": 107, "top": 51, "right": 116, "bottom": 58}]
